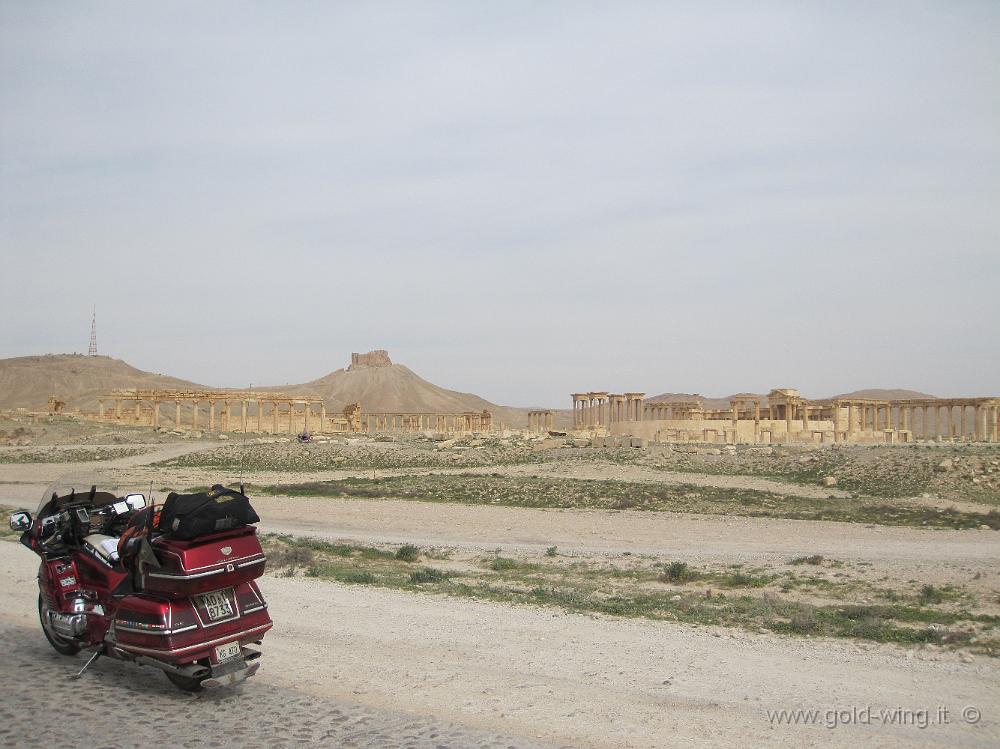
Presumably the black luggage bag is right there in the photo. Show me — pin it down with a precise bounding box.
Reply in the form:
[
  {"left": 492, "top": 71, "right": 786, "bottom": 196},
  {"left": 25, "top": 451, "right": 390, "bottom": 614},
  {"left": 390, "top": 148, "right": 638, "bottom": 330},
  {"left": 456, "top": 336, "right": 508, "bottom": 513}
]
[{"left": 158, "top": 484, "right": 260, "bottom": 540}]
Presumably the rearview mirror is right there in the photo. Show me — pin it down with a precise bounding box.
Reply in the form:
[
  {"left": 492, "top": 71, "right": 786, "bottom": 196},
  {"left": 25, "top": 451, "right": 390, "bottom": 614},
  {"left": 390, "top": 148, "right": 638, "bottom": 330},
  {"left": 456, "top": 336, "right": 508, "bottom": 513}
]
[
  {"left": 9, "top": 511, "right": 32, "bottom": 532},
  {"left": 125, "top": 494, "right": 146, "bottom": 511}
]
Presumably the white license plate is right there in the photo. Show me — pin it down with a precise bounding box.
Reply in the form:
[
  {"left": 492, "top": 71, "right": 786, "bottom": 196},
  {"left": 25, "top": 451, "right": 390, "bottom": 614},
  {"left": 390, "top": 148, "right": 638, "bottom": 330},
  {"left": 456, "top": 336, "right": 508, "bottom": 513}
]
[
  {"left": 198, "top": 589, "right": 234, "bottom": 621},
  {"left": 215, "top": 641, "right": 240, "bottom": 663}
]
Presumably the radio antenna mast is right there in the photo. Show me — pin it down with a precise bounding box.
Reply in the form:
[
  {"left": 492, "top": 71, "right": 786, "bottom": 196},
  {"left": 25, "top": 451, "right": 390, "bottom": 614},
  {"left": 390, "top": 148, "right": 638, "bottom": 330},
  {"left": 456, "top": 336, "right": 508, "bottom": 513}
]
[{"left": 87, "top": 306, "right": 98, "bottom": 356}]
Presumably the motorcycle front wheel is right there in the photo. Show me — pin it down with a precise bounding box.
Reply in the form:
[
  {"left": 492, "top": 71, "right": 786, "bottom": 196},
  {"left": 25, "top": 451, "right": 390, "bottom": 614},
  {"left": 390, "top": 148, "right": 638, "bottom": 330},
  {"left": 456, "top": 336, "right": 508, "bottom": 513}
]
[{"left": 38, "top": 594, "right": 81, "bottom": 656}]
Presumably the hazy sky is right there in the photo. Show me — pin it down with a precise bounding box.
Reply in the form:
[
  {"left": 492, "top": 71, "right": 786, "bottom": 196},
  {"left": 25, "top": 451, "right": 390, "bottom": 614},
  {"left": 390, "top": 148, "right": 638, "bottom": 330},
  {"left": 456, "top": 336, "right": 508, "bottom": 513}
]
[{"left": 1, "top": 2, "right": 998, "bottom": 407}]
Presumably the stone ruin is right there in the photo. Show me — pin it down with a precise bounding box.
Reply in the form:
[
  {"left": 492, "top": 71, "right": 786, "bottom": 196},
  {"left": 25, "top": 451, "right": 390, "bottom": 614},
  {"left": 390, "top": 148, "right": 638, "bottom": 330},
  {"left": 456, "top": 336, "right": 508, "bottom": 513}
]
[
  {"left": 572, "top": 389, "right": 1000, "bottom": 444},
  {"left": 349, "top": 350, "right": 392, "bottom": 370}
]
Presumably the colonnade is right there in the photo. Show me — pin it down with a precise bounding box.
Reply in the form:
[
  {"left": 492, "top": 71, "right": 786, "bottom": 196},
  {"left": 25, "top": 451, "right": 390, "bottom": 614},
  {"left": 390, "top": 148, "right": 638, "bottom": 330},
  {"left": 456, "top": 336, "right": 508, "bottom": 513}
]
[
  {"left": 95, "top": 389, "right": 340, "bottom": 434},
  {"left": 363, "top": 411, "right": 493, "bottom": 434},
  {"left": 571, "top": 392, "right": 644, "bottom": 428},
  {"left": 644, "top": 400, "right": 704, "bottom": 421},
  {"left": 834, "top": 399, "right": 1000, "bottom": 442}
]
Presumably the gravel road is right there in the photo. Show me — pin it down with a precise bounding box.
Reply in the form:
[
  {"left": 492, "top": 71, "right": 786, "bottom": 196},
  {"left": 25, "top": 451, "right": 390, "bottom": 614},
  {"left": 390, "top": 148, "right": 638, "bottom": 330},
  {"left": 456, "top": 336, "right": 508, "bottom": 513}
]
[
  {"left": 0, "top": 620, "right": 556, "bottom": 749},
  {"left": 1, "top": 541, "right": 996, "bottom": 749}
]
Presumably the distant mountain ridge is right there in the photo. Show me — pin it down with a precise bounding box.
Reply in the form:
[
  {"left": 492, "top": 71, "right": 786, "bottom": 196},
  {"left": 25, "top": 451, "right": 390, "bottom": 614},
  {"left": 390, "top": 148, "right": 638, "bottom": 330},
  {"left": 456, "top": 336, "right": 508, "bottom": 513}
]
[
  {"left": 0, "top": 353, "right": 944, "bottom": 429},
  {"left": 647, "top": 388, "right": 939, "bottom": 409},
  {"left": 0, "top": 353, "right": 532, "bottom": 428}
]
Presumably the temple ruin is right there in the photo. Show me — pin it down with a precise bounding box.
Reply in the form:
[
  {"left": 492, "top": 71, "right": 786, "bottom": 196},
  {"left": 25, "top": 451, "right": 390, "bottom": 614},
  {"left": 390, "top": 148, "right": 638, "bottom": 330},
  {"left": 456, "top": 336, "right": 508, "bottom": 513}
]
[
  {"left": 528, "top": 410, "right": 555, "bottom": 433},
  {"left": 571, "top": 388, "right": 1000, "bottom": 444}
]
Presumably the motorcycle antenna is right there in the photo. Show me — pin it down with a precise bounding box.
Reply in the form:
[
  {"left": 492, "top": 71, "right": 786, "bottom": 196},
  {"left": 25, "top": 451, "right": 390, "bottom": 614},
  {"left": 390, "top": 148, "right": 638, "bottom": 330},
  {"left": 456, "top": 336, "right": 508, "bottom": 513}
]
[{"left": 238, "top": 383, "right": 251, "bottom": 494}]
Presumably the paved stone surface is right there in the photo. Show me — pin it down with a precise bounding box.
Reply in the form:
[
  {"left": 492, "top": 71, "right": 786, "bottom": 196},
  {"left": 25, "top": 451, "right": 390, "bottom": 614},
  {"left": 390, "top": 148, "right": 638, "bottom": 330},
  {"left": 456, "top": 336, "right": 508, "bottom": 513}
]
[{"left": 0, "top": 622, "right": 559, "bottom": 749}]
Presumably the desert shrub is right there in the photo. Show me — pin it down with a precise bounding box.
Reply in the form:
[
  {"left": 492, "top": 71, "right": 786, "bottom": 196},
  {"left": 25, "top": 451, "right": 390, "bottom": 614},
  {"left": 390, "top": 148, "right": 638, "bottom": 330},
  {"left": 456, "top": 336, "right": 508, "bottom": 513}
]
[
  {"left": 336, "top": 570, "right": 377, "bottom": 584},
  {"left": 410, "top": 567, "right": 450, "bottom": 584},
  {"left": 790, "top": 555, "right": 825, "bottom": 566},
  {"left": 918, "top": 585, "right": 944, "bottom": 605},
  {"left": 545, "top": 546, "right": 558, "bottom": 557},
  {"left": 720, "top": 571, "right": 772, "bottom": 588},
  {"left": 267, "top": 545, "right": 316, "bottom": 568},
  {"left": 660, "top": 561, "right": 694, "bottom": 583},
  {"left": 395, "top": 544, "right": 420, "bottom": 562},
  {"left": 491, "top": 557, "right": 518, "bottom": 571}
]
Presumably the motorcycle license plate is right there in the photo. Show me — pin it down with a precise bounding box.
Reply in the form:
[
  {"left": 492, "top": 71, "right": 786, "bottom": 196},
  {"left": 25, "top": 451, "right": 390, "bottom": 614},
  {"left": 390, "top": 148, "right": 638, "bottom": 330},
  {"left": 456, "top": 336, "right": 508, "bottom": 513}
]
[
  {"left": 198, "top": 589, "right": 234, "bottom": 621},
  {"left": 215, "top": 641, "right": 240, "bottom": 663}
]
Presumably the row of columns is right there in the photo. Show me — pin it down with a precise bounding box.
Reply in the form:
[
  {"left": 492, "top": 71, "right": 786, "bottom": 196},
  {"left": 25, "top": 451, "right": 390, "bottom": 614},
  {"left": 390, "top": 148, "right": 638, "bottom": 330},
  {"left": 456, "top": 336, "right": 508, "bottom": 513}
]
[
  {"left": 97, "top": 398, "right": 328, "bottom": 434},
  {"left": 363, "top": 412, "right": 494, "bottom": 434},
  {"left": 572, "top": 392, "right": 645, "bottom": 429},
  {"left": 645, "top": 403, "right": 703, "bottom": 421},
  {"left": 528, "top": 410, "right": 555, "bottom": 433},
  {"left": 837, "top": 401, "right": 999, "bottom": 441}
]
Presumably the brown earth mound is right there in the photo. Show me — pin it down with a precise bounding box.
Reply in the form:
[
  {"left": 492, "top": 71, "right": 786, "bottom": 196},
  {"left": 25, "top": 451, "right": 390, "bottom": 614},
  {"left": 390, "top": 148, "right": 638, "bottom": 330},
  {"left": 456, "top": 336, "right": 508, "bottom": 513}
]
[
  {"left": 0, "top": 354, "right": 202, "bottom": 411},
  {"left": 278, "top": 362, "right": 530, "bottom": 427}
]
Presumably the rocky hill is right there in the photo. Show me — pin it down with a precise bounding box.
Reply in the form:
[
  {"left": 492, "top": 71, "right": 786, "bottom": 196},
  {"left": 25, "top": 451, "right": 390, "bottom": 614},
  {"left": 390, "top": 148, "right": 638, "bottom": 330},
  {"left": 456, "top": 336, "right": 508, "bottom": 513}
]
[
  {"left": 830, "top": 388, "right": 937, "bottom": 401},
  {"left": 277, "top": 352, "right": 530, "bottom": 427},
  {"left": 0, "top": 354, "right": 202, "bottom": 411}
]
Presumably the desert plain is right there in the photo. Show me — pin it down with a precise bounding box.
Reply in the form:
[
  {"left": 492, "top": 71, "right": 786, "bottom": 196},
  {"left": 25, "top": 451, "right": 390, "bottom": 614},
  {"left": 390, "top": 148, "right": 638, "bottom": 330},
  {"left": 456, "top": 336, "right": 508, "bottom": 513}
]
[{"left": 0, "top": 413, "right": 997, "bottom": 748}]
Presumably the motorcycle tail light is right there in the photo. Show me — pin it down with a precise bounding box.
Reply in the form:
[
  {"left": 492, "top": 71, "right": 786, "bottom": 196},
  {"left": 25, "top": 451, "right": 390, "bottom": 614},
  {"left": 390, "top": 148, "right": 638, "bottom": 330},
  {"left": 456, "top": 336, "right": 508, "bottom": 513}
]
[
  {"left": 235, "top": 582, "right": 266, "bottom": 614},
  {"left": 114, "top": 609, "right": 168, "bottom": 633}
]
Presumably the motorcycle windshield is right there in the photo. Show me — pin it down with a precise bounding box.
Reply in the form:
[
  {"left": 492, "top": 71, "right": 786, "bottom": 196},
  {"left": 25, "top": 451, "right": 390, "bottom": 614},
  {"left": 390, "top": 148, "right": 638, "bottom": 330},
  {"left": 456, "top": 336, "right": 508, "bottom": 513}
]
[{"left": 36, "top": 472, "right": 136, "bottom": 516}]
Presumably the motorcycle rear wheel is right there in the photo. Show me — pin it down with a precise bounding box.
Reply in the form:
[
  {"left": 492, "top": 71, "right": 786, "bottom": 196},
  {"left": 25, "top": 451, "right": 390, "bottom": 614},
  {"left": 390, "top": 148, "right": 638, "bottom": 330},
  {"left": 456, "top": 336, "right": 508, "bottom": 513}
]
[
  {"left": 165, "top": 671, "right": 204, "bottom": 692},
  {"left": 38, "top": 594, "right": 81, "bottom": 656}
]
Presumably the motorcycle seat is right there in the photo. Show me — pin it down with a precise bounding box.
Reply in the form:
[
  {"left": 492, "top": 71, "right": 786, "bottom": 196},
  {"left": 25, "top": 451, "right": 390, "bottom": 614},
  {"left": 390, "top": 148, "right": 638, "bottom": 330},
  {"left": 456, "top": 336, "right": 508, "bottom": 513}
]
[{"left": 83, "top": 534, "right": 120, "bottom": 564}]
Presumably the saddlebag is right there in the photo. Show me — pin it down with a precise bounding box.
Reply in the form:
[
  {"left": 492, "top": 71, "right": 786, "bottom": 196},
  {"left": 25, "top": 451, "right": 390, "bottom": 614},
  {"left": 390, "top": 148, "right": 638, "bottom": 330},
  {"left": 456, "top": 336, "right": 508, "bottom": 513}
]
[{"left": 158, "top": 485, "right": 260, "bottom": 541}]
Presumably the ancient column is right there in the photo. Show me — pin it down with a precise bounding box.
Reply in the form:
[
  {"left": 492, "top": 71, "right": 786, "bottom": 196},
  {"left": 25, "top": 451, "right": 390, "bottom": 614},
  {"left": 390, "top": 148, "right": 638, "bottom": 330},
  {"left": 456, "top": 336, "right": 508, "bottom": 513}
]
[
  {"left": 97, "top": 400, "right": 105, "bottom": 421},
  {"left": 175, "top": 401, "right": 182, "bottom": 429},
  {"left": 192, "top": 402, "right": 199, "bottom": 430},
  {"left": 256, "top": 401, "right": 263, "bottom": 432},
  {"left": 785, "top": 401, "right": 792, "bottom": 441},
  {"left": 271, "top": 403, "right": 278, "bottom": 434},
  {"left": 114, "top": 399, "right": 122, "bottom": 420},
  {"left": 802, "top": 404, "right": 810, "bottom": 433},
  {"left": 209, "top": 401, "right": 216, "bottom": 431},
  {"left": 848, "top": 403, "right": 856, "bottom": 436},
  {"left": 134, "top": 400, "right": 141, "bottom": 421},
  {"left": 152, "top": 401, "right": 161, "bottom": 428},
  {"left": 320, "top": 404, "right": 327, "bottom": 432}
]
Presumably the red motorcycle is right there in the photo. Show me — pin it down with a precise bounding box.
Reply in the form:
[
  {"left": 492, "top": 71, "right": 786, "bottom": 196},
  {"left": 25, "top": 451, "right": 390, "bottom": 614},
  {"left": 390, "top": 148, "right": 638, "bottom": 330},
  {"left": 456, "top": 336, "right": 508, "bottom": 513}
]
[{"left": 9, "top": 484, "right": 272, "bottom": 691}]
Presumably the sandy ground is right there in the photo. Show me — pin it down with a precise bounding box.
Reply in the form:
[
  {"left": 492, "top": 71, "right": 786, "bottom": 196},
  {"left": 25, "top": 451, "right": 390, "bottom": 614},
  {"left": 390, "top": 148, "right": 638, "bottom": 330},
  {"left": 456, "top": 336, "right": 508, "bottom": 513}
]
[
  {"left": 0, "top": 442, "right": 998, "bottom": 747},
  {"left": 0, "top": 540, "right": 995, "bottom": 748}
]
